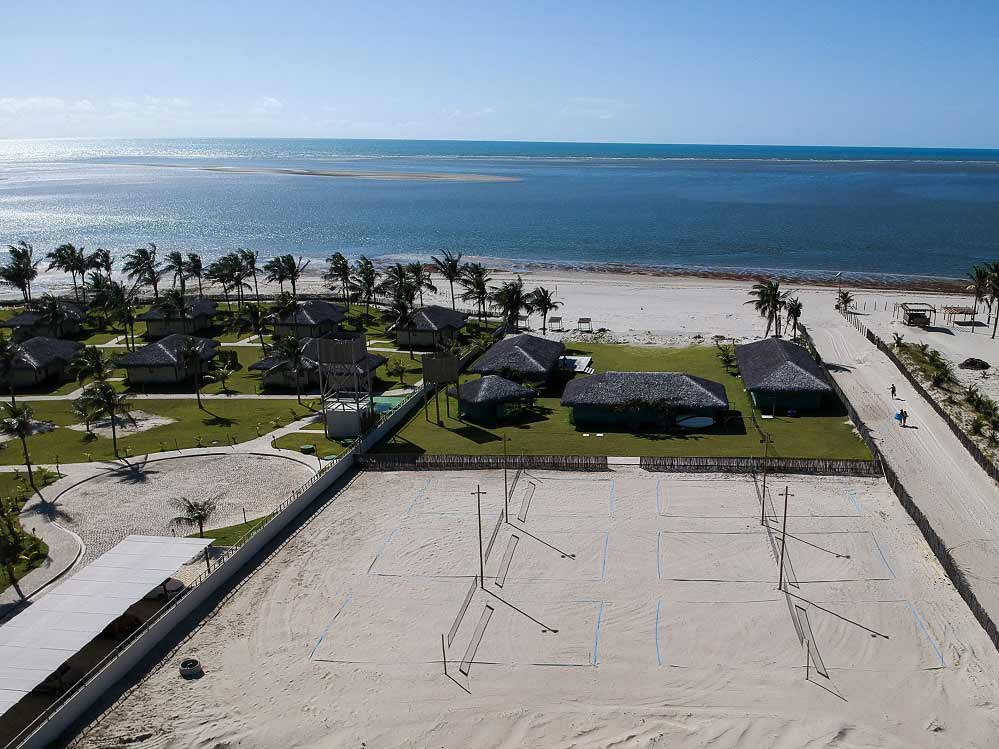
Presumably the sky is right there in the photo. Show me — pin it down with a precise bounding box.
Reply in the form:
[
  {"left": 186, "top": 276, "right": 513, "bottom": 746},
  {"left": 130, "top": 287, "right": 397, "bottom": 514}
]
[{"left": 3, "top": 0, "right": 999, "bottom": 148}]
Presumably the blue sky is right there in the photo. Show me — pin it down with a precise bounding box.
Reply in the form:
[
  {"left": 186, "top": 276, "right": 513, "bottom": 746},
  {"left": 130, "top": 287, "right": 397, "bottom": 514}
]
[{"left": 3, "top": 0, "right": 998, "bottom": 147}]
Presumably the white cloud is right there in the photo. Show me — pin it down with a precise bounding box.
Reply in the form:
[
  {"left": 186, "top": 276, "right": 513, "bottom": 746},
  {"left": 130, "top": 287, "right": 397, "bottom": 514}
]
[
  {"left": 447, "top": 106, "right": 496, "bottom": 121},
  {"left": 252, "top": 96, "right": 284, "bottom": 114},
  {"left": 0, "top": 96, "right": 66, "bottom": 114}
]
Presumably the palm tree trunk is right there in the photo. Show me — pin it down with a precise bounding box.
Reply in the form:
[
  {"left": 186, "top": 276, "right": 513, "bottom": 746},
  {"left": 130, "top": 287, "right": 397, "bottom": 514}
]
[
  {"left": 4, "top": 563, "right": 26, "bottom": 601},
  {"left": 71, "top": 273, "right": 80, "bottom": 303},
  {"left": 992, "top": 310, "right": 998, "bottom": 340},
  {"left": 19, "top": 436, "right": 37, "bottom": 496},
  {"left": 290, "top": 278, "right": 297, "bottom": 298},
  {"left": 198, "top": 276, "right": 204, "bottom": 298},
  {"left": 252, "top": 271, "right": 259, "bottom": 302},
  {"left": 110, "top": 414, "right": 118, "bottom": 457},
  {"left": 198, "top": 519, "right": 204, "bottom": 538},
  {"left": 542, "top": 312, "right": 548, "bottom": 335},
  {"left": 295, "top": 372, "right": 302, "bottom": 404},
  {"left": 449, "top": 280, "right": 455, "bottom": 310}
]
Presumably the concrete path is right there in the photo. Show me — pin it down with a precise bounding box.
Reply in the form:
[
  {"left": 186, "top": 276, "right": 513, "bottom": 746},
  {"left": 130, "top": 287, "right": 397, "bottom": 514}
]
[{"left": 809, "top": 315, "right": 999, "bottom": 622}]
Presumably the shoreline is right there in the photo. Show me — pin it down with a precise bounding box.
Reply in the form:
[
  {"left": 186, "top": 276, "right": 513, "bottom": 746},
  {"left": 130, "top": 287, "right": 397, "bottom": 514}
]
[{"left": 125, "top": 162, "right": 520, "bottom": 183}]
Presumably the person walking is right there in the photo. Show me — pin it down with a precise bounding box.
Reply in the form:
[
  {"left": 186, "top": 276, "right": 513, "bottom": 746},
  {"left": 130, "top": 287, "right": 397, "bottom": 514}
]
[
  {"left": 901, "top": 409, "right": 909, "bottom": 428},
  {"left": 890, "top": 384, "right": 897, "bottom": 400}
]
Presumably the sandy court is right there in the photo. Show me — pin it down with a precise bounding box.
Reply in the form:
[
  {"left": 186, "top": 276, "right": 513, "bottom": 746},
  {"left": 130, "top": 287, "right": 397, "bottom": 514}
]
[
  {"left": 74, "top": 467, "right": 999, "bottom": 748},
  {"left": 52, "top": 453, "right": 314, "bottom": 565}
]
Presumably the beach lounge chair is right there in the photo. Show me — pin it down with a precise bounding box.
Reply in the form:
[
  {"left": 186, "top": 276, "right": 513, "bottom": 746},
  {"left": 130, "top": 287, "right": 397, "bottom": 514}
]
[{"left": 577, "top": 317, "right": 593, "bottom": 332}]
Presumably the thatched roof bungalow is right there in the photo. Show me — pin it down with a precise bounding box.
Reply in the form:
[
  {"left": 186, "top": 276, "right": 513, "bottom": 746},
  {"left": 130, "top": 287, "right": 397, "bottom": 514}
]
[
  {"left": 469, "top": 333, "right": 565, "bottom": 383},
  {"left": 448, "top": 375, "right": 535, "bottom": 422},
  {"left": 735, "top": 338, "right": 832, "bottom": 412}
]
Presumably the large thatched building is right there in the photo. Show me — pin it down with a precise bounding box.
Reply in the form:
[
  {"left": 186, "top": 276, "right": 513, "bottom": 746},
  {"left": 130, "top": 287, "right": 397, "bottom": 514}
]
[{"left": 735, "top": 338, "right": 832, "bottom": 412}]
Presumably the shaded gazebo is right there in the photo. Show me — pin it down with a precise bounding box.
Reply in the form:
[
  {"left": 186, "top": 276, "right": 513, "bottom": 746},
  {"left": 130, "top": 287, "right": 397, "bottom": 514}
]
[{"left": 449, "top": 375, "right": 535, "bottom": 422}]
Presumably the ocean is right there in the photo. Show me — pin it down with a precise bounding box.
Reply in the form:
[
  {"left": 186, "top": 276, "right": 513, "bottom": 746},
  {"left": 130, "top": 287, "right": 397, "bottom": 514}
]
[{"left": 1, "top": 137, "right": 998, "bottom": 283}]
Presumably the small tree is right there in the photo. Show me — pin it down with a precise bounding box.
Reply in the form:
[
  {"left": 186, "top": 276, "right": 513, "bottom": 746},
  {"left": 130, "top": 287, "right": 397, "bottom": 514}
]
[
  {"left": 180, "top": 337, "right": 208, "bottom": 409},
  {"left": 67, "top": 346, "right": 112, "bottom": 384},
  {"left": 528, "top": 286, "right": 561, "bottom": 335},
  {"left": 431, "top": 250, "right": 464, "bottom": 310},
  {"left": 207, "top": 359, "right": 238, "bottom": 393},
  {"left": 386, "top": 359, "right": 407, "bottom": 387},
  {"left": 0, "top": 402, "right": 41, "bottom": 497},
  {"left": 78, "top": 382, "right": 134, "bottom": 457},
  {"left": 0, "top": 336, "right": 22, "bottom": 404},
  {"left": 835, "top": 290, "right": 854, "bottom": 312},
  {"left": 169, "top": 496, "right": 219, "bottom": 538},
  {"left": 0, "top": 496, "right": 34, "bottom": 600}
]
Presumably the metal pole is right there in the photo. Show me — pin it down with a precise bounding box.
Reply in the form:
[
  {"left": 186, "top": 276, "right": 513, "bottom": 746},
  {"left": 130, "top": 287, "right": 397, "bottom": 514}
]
[
  {"left": 503, "top": 438, "right": 509, "bottom": 518},
  {"left": 778, "top": 485, "right": 790, "bottom": 590},
  {"left": 475, "top": 484, "right": 485, "bottom": 590},
  {"left": 805, "top": 641, "right": 810, "bottom": 681},
  {"left": 204, "top": 547, "right": 211, "bottom": 574},
  {"left": 441, "top": 633, "right": 448, "bottom": 677},
  {"left": 760, "top": 436, "right": 769, "bottom": 525},
  {"left": 242, "top": 507, "right": 247, "bottom": 525}
]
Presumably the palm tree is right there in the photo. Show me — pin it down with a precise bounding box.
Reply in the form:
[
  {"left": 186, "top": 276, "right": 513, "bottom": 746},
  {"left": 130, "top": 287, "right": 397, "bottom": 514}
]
[
  {"left": 184, "top": 253, "right": 205, "bottom": 297},
  {"left": 835, "top": 289, "right": 855, "bottom": 313},
  {"left": 47, "top": 243, "right": 86, "bottom": 302},
  {"left": 489, "top": 276, "right": 533, "bottom": 332},
  {"left": 406, "top": 262, "right": 436, "bottom": 307},
  {"left": 528, "top": 286, "right": 561, "bottom": 334},
  {"left": 161, "top": 288, "right": 190, "bottom": 331},
  {"left": 207, "top": 359, "right": 238, "bottom": 393},
  {"left": 123, "top": 243, "right": 163, "bottom": 300},
  {"left": 268, "top": 335, "right": 307, "bottom": 403},
  {"left": 785, "top": 297, "right": 803, "bottom": 340},
  {"left": 351, "top": 256, "right": 379, "bottom": 321},
  {"left": 169, "top": 496, "right": 219, "bottom": 538},
  {"left": 102, "top": 280, "right": 139, "bottom": 350},
  {"left": 68, "top": 245, "right": 96, "bottom": 303},
  {"left": 78, "top": 381, "right": 133, "bottom": 457},
  {"left": 238, "top": 248, "right": 261, "bottom": 301},
  {"left": 745, "top": 280, "right": 790, "bottom": 337},
  {"left": 968, "top": 265, "right": 990, "bottom": 318},
  {"left": 0, "top": 336, "right": 22, "bottom": 404},
  {"left": 71, "top": 395, "right": 100, "bottom": 437},
  {"left": 324, "top": 252, "right": 352, "bottom": 308},
  {"left": 263, "top": 255, "right": 289, "bottom": 294},
  {"left": 0, "top": 402, "right": 40, "bottom": 496},
  {"left": 179, "top": 337, "right": 207, "bottom": 409},
  {"left": 240, "top": 302, "right": 269, "bottom": 354},
  {"left": 986, "top": 268, "right": 999, "bottom": 340},
  {"left": 1, "top": 241, "right": 40, "bottom": 303},
  {"left": 67, "top": 346, "right": 112, "bottom": 384},
  {"left": 163, "top": 251, "right": 187, "bottom": 296},
  {"left": 459, "top": 263, "right": 491, "bottom": 323},
  {"left": 89, "top": 248, "right": 114, "bottom": 283},
  {"left": 431, "top": 250, "right": 464, "bottom": 310},
  {"left": 207, "top": 254, "right": 244, "bottom": 312},
  {"left": 36, "top": 295, "right": 70, "bottom": 338},
  {"left": 378, "top": 263, "right": 415, "bottom": 302}
]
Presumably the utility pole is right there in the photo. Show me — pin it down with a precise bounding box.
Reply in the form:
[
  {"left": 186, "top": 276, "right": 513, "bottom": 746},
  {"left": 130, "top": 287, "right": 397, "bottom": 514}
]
[
  {"left": 760, "top": 432, "right": 773, "bottom": 525},
  {"left": 778, "top": 485, "right": 794, "bottom": 590},
  {"left": 502, "top": 437, "right": 509, "bottom": 518},
  {"left": 472, "top": 484, "right": 486, "bottom": 589}
]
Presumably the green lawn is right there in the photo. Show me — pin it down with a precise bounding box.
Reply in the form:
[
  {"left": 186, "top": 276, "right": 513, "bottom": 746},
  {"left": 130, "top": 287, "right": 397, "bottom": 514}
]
[
  {"left": 0, "top": 471, "right": 57, "bottom": 594},
  {"left": 0, "top": 399, "right": 319, "bottom": 465},
  {"left": 271, "top": 432, "right": 344, "bottom": 459},
  {"left": 377, "top": 343, "right": 872, "bottom": 460},
  {"left": 196, "top": 513, "right": 274, "bottom": 547}
]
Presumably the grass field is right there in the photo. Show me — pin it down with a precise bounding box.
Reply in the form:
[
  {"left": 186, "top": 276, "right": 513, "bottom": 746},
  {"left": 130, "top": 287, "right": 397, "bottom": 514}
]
[
  {"left": 377, "top": 343, "right": 871, "bottom": 459},
  {"left": 0, "top": 471, "right": 56, "bottom": 594},
  {"left": 0, "top": 399, "right": 319, "bottom": 465},
  {"left": 270, "top": 432, "right": 345, "bottom": 459}
]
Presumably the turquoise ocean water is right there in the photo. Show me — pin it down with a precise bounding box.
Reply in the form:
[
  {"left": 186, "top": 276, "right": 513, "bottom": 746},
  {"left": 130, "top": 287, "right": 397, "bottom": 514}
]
[{"left": 2, "top": 138, "right": 998, "bottom": 281}]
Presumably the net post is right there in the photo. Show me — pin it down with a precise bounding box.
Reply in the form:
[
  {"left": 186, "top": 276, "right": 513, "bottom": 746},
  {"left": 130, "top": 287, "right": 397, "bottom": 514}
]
[{"left": 442, "top": 633, "right": 448, "bottom": 677}]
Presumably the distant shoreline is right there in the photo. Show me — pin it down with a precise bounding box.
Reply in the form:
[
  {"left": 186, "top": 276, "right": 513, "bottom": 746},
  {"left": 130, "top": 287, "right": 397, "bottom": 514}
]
[{"left": 124, "top": 162, "right": 520, "bottom": 183}]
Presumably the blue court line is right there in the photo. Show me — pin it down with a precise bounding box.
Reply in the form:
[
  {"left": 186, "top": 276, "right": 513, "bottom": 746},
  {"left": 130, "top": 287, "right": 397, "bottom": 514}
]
[
  {"left": 870, "top": 532, "right": 896, "bottom": 578},
  {"left": 310, "top": 593, "right": 352, "bottom": 660},
  {"left": 655, "top": 600, "right": 662, "bottom": 666},
  {"left": 406, "top": 479, "right": 431, "bottom": 515},
  {"left": 601, "top": 532, "right": 609, "bottom": 579},
  {"left": 592, "top": 601, "right": 605, "bottom": 665},
  {"left": 367, "top": 527, "right": 399, "bottom": 573},
  {"left": 846, "top": 489, "right": 862, "bottom": 515},
  {"left": 655, "top": 479, "right": 662, "bottom": 515},
  {"left": 656, "top": 530, "right": 662, "bottom": 580},
  {"left": 609, "top": 480, "right": 616, "bottom": 514},
  {"left": 906, "top": 599, "right": 945, "bottom": 667}
]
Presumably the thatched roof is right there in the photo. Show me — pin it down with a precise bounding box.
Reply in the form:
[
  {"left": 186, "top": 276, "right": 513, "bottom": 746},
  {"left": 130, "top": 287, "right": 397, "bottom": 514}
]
[
  {"left": 405, "top": 305, "right": 468, "bottom": 332},
  {"left": 11, "top": 337, "right": 83, "bottom": 371},
  {"left": 469, "top": 334, "right": 564, "bottom": 377},
  {"left": 137, "top": 298, "right": 217, "bottom": 321},
  {"left": 2, "top": 302, "right": 86, "bottom": 328},
  {"left": 561, "top": 372, "right": 728, "bottom": 410},
  {"left": 115, "top": 334, "right": 219, "bottom": 368},
  {"left": 735, "top": 338, "right": 831, "bottom": 394},
  {"left": 249, "top": 337, "right": 386, "bottom": 375},
  {"left": 448, "top": 375, "right": 534, "bottom": 405},
  {"left": 274, "top": 300, "right": 346, "bottom": 326}
]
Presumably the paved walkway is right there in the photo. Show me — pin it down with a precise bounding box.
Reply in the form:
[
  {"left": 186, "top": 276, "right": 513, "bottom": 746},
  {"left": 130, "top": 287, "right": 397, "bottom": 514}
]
[
  {"left": 809, "top": 316, "right": 999, "bottom": 622},
  {"left": 0, "top": 411, "right": 327, "bottom": 615}
]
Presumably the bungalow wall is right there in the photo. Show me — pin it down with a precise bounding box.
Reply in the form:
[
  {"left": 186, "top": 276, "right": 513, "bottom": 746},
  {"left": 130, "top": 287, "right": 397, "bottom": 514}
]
[
  {"left": 7, "top": 364, "right": 67, "bottom": 389},
  {"left": 10, "top": 321, "right": 82, "bottom": 341},
  {"left": 397, "top": 327, "right": 459, "bottom": 349},
  {"left": 749, "top": 390, "right": 824, "bottom": 413},
  {"left": 125, "top": 365, "right": 193, "bottom": 384},
  {"left": 569, "top": 404, "right": 722, "bottom": 428},
  {"left": 145, "top": 314, "right": 213, "bottom": 338},
  {"left": 273, "top": 321, "right": 340, "bottom": 339}
]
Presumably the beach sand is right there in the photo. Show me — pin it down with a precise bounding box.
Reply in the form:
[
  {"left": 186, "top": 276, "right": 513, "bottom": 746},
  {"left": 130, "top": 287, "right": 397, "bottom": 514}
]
[{"left": 73, "top": 469, "right": 999, "bottom": 748}]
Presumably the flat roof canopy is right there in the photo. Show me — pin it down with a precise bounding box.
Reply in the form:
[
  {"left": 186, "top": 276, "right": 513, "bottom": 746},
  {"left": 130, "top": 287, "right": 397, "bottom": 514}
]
[{"left": 0, "top": 535, "right": 211, "bottom": 717}]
